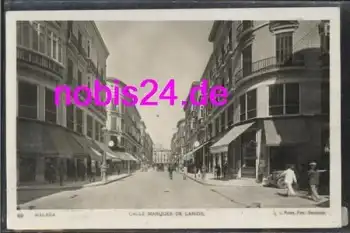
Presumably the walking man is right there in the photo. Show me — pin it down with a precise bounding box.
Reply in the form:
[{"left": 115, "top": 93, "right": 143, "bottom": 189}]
[
  {"left": 308, "top": 162, "right": 327, "bottom": 202},
  {"left": 280, "top": 164, "right": 298, "bottom": 197},
  {"left": 183, "top": 165, "right": 187, "bottom": 180}
]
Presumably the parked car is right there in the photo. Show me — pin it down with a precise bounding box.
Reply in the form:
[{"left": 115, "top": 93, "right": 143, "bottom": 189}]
[{"left": 267, "top": 170, "right": 286, "bottom": 189}]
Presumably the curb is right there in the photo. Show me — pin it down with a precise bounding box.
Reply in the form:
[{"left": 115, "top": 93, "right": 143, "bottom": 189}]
[
  {"left": 183, "top": 173, "right": 261, "bottom": 187},
  {"left": 18, "top": 174, "right": 132, "bottom": 191}
]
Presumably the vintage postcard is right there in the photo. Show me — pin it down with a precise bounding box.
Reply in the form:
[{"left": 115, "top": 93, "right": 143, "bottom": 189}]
[{"left": 6, "top": 7, "right": 341, "bottom": 230}]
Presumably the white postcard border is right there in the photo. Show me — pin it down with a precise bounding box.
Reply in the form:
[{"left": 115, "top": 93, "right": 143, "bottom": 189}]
[{"left": 6, "top": 7, "right": 342, "bottom": 230}]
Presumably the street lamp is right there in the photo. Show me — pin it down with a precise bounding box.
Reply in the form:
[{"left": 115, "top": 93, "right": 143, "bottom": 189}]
[{"left": 101, "top": 127, "right": 109, "bottom": 184}]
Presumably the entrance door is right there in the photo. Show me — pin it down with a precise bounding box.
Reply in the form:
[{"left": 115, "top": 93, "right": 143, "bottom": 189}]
[{"left": 241, "top": 131, "right": 256, "bottom": 178}]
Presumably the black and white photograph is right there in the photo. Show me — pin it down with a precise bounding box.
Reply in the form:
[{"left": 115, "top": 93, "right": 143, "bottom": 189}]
[{"left": 6, "top": 8, "right": 341, "bottom": 230}]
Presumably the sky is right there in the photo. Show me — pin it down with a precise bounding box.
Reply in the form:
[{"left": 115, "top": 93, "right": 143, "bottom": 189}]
[{"left": 96, "top": 21, "right": 213, "bottom": 149}]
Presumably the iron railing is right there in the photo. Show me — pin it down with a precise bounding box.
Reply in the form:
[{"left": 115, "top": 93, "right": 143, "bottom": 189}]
[
  {"left": 18, "top": 105, "right": 37, "bottom": 119},
  {"left": 234, "top": 55, "right": 305, "bottom": 84},
  {"left": 17, "top": 47, "right": 64, "bottom": 78}
]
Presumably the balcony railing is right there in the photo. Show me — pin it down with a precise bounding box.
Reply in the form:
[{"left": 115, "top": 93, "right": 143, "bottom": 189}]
[
  {"left": 18, "top": 105, "right": 37, "bottom": 119},
  {"left": 17, "top": 47, "right": 64, "bottom": 79},
  {"left": 236, "top": 21, "right": 253, "bottom": 40},
  {"left": 234, "top": 55, "right": 305, "bottom": 84},
  {"left": 87, "top": 58, "right": 98, "bottom": 75},
  {"left": 269, "top": 21, "right": 299, "bottom": 33}
]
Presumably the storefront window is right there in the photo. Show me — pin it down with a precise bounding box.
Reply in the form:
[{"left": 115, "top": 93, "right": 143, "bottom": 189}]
[
  {"left": 247, "top": 89, "right": 257, "bottom": 119},
  {"left": 87, "top": 115, "right": 93, "bottom": 138},
  {"left": 45, "top": 88, "right": 57, "bottom": 124},
  {"left": 269, "top": 83, "right": 300, "bottom": 116},
  {"left": 76, "top": 108, "right": 83, "bottom": 134},
  {"left": 240, "top": 89, "right": 257, "bottom": 121},
  {"left": 18, "top": 81, "right": 38, "bottom": 119}
]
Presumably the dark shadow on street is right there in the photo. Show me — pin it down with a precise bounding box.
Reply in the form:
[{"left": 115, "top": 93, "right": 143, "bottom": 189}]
[{"left": 17, "top": 186, "right": 84, "bottom": 205}]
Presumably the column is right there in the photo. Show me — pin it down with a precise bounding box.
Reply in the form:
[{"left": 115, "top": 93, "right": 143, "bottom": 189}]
[
  {"left": 256, "top": 128, "right": 262, "bottom": 181},
  {"left": 38, "top": 86, "right": 45, "bottom": 121},
  {"left": 212, "top": 154, "right": 216, "bottom": 174},
  {"left": 74, "top": 158, "right": 78, "bottom": 181}
]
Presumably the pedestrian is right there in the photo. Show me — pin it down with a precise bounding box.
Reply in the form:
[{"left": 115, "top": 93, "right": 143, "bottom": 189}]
[
  {"left": 216, "top": 165, "right": 221, "bottom": 180},
  {"left": 196, "top": 167, "right": 201, "bottom": 179},
  {"left": 168, "top": 164, "right": 173, "bottom": 180},
  {"left": 58, "top": 161, "right": 64, "bottom": 186},
  {"left": 90, "top": 161, "right": 96, "bottom": 182},
  {"left": 183, "top": 165, "right": 187, "bottom": 180},
  {"left": 308, "top": 162, "right": 327, "bottom": 202},
  {"left": 279, "top": 164, "right": 298, "bottom": 197},
  {"left": 223, "top": 162, "right": 228, "bottom": 180}
]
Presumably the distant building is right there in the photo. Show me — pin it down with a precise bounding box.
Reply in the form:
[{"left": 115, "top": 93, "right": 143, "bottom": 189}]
[{"left": 152, "top": 146, "right": 172, "bottom": 165}]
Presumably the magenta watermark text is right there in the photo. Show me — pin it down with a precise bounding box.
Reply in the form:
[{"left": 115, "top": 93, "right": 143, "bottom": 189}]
[{"left": 54, "top": 79, "right": 228, "bottom": 107}]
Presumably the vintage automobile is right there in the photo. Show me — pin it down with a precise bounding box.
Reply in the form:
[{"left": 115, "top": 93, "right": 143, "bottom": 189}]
[{"left": 266, "top": 170, "right": 287, "bottom": 189}]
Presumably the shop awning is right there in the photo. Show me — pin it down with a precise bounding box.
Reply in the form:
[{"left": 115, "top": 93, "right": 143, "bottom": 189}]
[
  {"left": 114, "top": 151, "right": 138, "bottom": 161},
  {"left": 183, "top": 141, "right": 209, "bottom": 161},
  {"left": 72, "top": 134, "right": 102, "bottom": 162},
  {"left": 17, "top": 120, "right": 58, "bottom": 156},
  {"left": 264, "top": 119, "right": 310, "bottom": 146},
  {"left": 93, "top": 140, "right": 122, "bottom": 162},
  {"left": 49, "top": 126, "right": 87, "bottom": 158},
  {"left": 210, "top": 122, "right": 254, "bottom": 154}
]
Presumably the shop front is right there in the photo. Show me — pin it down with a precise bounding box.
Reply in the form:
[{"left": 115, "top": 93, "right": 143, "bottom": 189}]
[{"left": 17, "top": 119, "right": 90, "bottom": 185}]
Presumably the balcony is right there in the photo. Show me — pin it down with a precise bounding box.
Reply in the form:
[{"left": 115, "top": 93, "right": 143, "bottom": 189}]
[
  {"left": 68, "top": 32, "right": 87, "bottom": 58},
  {"left": 17, "top": 47, "right": 64, "bottom": 80},
  {"left": 86, "top": 58, "right": 98, "bottom": 75},
  {"left": 234, "top": 55, "right": 305, "bottom": 85},
  {"left": 269, "top": 21, "right": 299, "bottom": 34},
  {"left": 236, "top": 21, "right": 254, "bottom": 41}
]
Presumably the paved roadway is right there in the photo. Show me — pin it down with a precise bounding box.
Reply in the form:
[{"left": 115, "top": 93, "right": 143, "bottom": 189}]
[{"left": 19, "top": 170, "right": 241, "bottom": 209}]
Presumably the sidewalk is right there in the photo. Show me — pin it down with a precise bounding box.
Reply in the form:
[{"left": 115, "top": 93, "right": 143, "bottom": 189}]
[
  {"left": 183, "top": 172, "right": 260, "bottom": 187},
  {"left": 18, "top": 173, "right": 131, "bottom": 191}
]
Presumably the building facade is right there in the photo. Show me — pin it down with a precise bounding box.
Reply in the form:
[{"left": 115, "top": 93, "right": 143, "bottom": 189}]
[
  {"left": 182, "top": 20, "right": 329, "bottom": 185},
  {"left": 170, "top": 119, "right": 186, "bottom": 164},
  {"left": 106, "top": 78, "right": 153, "bottom": 169},
  {"left": 152, "top": 147, "right": 172, "bottom": 165},
  {"left": 17, "top": 21, "right": 111, "bottom": 184}
]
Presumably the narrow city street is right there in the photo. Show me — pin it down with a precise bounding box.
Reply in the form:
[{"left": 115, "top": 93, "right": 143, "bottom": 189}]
[
  {"left": 18, "top": 170, "right": 324, "bottom": 209},
  {"left": 18, "top": 170, "right": 242, "bottom": 209}
]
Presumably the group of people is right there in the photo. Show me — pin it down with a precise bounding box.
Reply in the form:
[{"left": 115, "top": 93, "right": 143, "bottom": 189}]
[
  {"left": 279, "top": 161, "right": 326, "bottom": 202},
  {"left": 214, "top": 162, "right": 229, "bottom": 180}
]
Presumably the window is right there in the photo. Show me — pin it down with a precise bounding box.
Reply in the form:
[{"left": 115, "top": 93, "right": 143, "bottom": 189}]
[
  {"left": 228, "top": 103, "right": 234, "bottom": 125},
  {"left": 87, "top": 39, "right": 91, "bottom": 58},
  {"left": 78, "top": 31, "right": 82, "bottom": 47},
  {"left": 276, "top": 32, "right": 293, "bottom": 64},
  {"left": 239, "top": 95, "right": 246, "bottom": 121},
  {"left": 67, "top": 59, "right": 74, "bottom": 85},
  {"left": 17, "top": 21, "right": 31, "bottom": 47},
  {"left": 242, "top": 21, "right": 253, "bottom": 30},
  {"left": 240, "top": 89, "right": 257, "bottom": 121},
  {"left": 215, "top": 118, "right": 220, "bottom": 136},
  {"left": 87, "top": 115, "right": 93, "bottom": 138},
  {"left": 242, "top": 45, "right": 252, "bottom": 76},
  {"left": 76, "top": 108, "right": 83, "bottom": 134},
  {"left": 321, "top": 82, "right": 329, "bottom": 114},
  {"left": 269, "top": 84, "right": 284, "bottom": 115},
  {"left": 111, "top": 116, "right": 117, "bottom": 131},
  {"left": 66, "top": 105, "right": 74, "bottom": 131},
  {"left": 221, "top": 112, "right": 226, "bottom": 131},
  {"left": 269, "top": 83, "right": 300, "bottom": 116},
  {"left": 121, "top": 119, "right": 125, "bottom": 132},
  {"left": 18, "top": 81, "right": 37, "bottom": 119},
  {"left": 95, "top": 122, "right": 100, "bottom": 141},
  {"left": 45, "top": 88, "right": 57, "bottom": 124},
  {"left": 99, "top": 125, "right": 104, "bottom": 142},
  {"left": 247, "top": 90, "right": 257, "bottom": 119},
  {"left": 77, "top": 70, "right": 82, "bottom": 86},
  {"left": 31, "top": 22, "right": 39, "bottom": 51}
]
